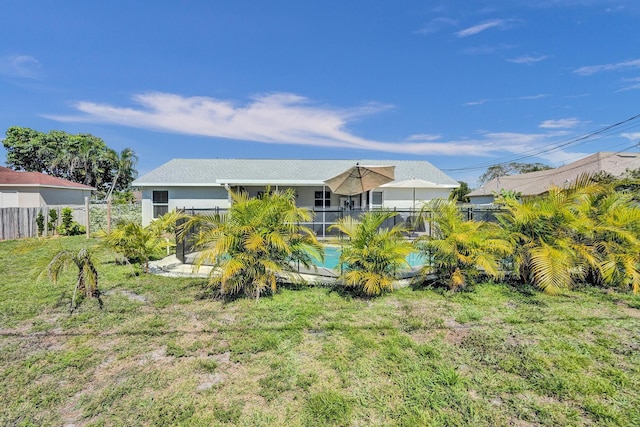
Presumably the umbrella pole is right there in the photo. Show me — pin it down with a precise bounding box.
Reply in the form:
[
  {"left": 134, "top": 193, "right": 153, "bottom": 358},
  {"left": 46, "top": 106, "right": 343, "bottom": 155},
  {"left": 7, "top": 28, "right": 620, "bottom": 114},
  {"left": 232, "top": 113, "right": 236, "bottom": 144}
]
[
  {"left": 413, "top": 187, "right": 415, "bottom": 212},
  {"left": 322, "top": 185, "right": 326, "bottom": 239}
]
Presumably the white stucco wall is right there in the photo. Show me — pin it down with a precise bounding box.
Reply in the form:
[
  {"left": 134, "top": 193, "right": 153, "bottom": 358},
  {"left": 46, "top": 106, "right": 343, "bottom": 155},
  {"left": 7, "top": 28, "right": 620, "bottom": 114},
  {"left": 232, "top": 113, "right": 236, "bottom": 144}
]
[
  {"left": 141, "top": 187, "right": 230, "bottom": 225},
  {"left": 0, "top": 190, "right": 19, "bottom": 207},
  {"left": 139, "top": 185, "right": 456, "bottom": 225},
  {"left": 40, "top": 187, "right": 91, "bottom": 206},
  {"left": 0, "top": 186, "right": 90, "bottom": 208},
  {"left": 381, "top": 188, "right": 453, "bottom": 210},
  {"left": 468, "top": 195, "right": 496, "bottom": 205}
]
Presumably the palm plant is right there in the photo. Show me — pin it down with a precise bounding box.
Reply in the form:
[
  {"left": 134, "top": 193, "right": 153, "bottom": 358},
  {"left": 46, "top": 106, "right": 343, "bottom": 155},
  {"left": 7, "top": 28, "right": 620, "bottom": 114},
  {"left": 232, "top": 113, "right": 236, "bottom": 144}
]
[
  {"left": 46, "top": 248, "right": 101, "bottom": 311},
  {"left": 497, "top": 184, "right": 586, "bottom": 294},
  {"left": 183, "top": 188, "right": 323, "bottom": 300},
  {"left": 571, "top": 186, "right": 640, "bottom": 293},
  {"left": 97, "top": 212, "right": 180, "bottom": 272},
  {"left": 105, "top": 147, "right": 138, "bottom": 201},
  {"left": 47, "top": 130, "right": 78, "bottom": 180},
  {"left": 416, "top": 199, "right": 511, "bottom": 290},
  {"left": 75, "top": 134, "right": 103, "bottom": 186},
  {"left": 329, "top": 211, "right": 414, "bottom": 296},
  {"left": 493, "top": 176, "right": 639, "bottom": 295}
]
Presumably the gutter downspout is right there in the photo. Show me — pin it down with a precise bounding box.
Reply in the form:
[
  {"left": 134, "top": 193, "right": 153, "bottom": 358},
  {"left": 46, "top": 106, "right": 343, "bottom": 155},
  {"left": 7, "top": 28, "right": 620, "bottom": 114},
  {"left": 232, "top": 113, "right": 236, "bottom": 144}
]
[{"left": 224, "top": 183, "right": 231, "bottom": 205}]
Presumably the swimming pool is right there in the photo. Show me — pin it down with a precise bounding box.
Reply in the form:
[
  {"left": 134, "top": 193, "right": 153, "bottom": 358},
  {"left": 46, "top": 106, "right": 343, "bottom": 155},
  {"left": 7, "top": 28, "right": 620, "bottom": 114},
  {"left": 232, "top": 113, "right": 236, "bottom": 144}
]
[{"left": 313, "top": 245, "right": 425, "bottom": 269}]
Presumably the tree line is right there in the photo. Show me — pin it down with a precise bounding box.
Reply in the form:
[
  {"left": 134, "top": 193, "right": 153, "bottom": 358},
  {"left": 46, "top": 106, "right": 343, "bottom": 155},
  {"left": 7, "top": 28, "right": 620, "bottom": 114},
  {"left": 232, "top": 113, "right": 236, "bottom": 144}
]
[{"left": 2, "top": 126, "right": 138, "bottom": 199}]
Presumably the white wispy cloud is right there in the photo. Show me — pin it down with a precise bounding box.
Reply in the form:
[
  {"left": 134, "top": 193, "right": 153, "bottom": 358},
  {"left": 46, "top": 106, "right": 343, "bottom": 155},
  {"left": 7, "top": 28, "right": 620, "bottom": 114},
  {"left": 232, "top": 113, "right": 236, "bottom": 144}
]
[
  {"left": 464, "top": 93, "right": 548, "bottom": 106},
  {"left": 617, "top": 77, "right": 640, "bottom": 92},
  {"left": 46, "top": 91, "right": 592, "bottom": 160},
  {"left": 507, "top": 54, "right": 548, "bottom": 64},
  {"left": 464, "top": 99, "right": 488, "bottom": 106},
  {"left": 414, "top": 17, "right": 457, "bottom": 35},
  {"left": 539, "top": 118, "right": 582, "bottom": 129},
  {"left": 573, "top": 58, "right": 640, "bottom": 76},
  {"left": 406, "top": 133, "right": 442, "bottom": 141},
  {"left": 518, "top": 94, "right": 549, "bottom": 100},
  {"left": 0, "top": 54, "right": 41, "bottom": 79},
  {"left": 621, "top": 132, "right": 640, "bottom": 141},
  {"left": 470, "top": 130, "right": 589, "bottom": 166},
  {"left": 46, "top": 92, "right": 496, "bottom": 156},
  {"left": 455, "top": 19, "right": 510, "bottom": 38},
  {"left": 463, "top": 43, "right": 515, "bottom": 55}
]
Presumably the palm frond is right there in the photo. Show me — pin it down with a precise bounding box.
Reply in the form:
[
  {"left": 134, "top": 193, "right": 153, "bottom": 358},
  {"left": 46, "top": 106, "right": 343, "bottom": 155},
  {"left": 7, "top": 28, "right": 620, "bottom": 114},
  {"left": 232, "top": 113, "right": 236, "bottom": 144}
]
[{"left": 529, "top": 242, "right": 573, "bottom": 295}]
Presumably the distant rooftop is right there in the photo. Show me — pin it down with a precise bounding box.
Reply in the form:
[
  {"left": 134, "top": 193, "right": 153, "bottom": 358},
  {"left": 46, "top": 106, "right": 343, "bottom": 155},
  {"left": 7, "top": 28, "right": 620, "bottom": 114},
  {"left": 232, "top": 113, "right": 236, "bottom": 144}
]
[
  {"left": 467, "top": 152, "right": 640, "bottom": 198},
  {"left": 0, "top": 166, "right": 94, "bottom": 190}
]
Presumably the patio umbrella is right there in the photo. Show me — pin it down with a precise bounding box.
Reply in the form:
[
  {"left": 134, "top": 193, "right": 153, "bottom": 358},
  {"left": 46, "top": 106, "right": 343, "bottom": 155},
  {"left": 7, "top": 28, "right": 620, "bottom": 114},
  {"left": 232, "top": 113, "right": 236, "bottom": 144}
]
[
  {"left": 380, "top": 177, "right": 441, "bottom": 211},
  {"left": 324, "top": 164, "right": 395, "bottom": 196}
]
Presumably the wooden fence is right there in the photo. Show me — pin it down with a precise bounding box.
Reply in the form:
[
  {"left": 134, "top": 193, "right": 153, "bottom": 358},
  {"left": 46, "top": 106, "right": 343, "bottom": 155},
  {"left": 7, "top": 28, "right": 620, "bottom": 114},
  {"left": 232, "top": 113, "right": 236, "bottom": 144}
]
[{"left": 0, "top": 206, "right": 87, "bottom": 240}]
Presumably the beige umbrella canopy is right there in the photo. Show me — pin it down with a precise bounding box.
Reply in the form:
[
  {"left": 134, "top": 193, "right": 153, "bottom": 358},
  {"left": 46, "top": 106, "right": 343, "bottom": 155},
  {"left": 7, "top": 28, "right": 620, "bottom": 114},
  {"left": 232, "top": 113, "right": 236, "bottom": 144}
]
[
  {"left": 381, "top": 177, "right": 441, "bottom": 189},
  {"left": 324, "top": 164, "right": 395, "bottom": 196}
]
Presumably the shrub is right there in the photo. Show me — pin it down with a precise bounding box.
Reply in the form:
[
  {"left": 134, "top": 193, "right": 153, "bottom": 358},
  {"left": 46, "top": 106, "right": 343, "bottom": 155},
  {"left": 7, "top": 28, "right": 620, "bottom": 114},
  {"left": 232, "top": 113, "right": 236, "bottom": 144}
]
[
  {"left": 44, "top": 247, "right": 101, "bottom": 311},
  {"left": 97, "top": 212, "right": 179, "bottom": 272},
  {"left": 183, "top": 188, "right": 323, "bottom": 299},
  {"left": 329, "top": 211, "right": 414, "bottom": 296},
  {"left": 415, "top": 199, "right": 510, "bottom": 290},
  {"left": 36, "top": 211, "right": 45, "bottom": 237},
  {"left": 58, "top": 207, "right": 85, "bottom": 236},
  {"left": 48, "top": 209, "right": 58, "bottom": 235}
]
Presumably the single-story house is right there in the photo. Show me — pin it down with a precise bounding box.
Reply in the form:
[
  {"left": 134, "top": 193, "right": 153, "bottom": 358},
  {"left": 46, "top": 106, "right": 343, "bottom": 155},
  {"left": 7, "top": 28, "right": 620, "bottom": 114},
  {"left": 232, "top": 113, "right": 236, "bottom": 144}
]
[
  {"left": 132, "top": 159, "right": 459, "bottom": 228},
  {"left": 0, "top": 166, "right": 94, "bottom": 208},
  {"left": 467, "top": 152, "right": 640, "bottom": 204}
]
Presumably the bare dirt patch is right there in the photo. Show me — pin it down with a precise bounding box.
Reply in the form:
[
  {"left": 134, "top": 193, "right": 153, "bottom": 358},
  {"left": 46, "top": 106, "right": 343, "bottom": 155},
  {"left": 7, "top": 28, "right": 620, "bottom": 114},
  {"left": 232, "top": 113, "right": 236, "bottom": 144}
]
[
  {"left": 196, "top": 373, "right": 224, "bottom": 391},
  {"left": 442, "top": 317, "right": 471, "bottom": 345},
  {"left": 617, "top": 301, "right": 640, "bottom": 319},
  {"left": 119, "top": 290, "right": 149, "bottom": 303}
]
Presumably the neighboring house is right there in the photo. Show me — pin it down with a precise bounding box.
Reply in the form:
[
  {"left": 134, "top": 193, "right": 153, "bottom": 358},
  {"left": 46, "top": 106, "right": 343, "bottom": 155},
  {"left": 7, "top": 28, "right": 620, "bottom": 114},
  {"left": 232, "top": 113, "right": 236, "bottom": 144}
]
[
  {"left": 133, "top": 159, "right": 459, "bottom": 226},
  {"left": 467, "top": 152, "right": 640, "bottom": 204},
  {"left": 0, "top": 166, "right": 94, "bottom": 208}
]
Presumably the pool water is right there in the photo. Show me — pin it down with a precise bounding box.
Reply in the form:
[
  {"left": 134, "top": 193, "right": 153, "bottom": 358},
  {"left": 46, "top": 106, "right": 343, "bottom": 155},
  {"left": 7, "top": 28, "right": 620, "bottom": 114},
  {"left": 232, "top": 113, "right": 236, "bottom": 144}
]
[{"left": 314, "top": 245, "right": 425, "bottom": 269}]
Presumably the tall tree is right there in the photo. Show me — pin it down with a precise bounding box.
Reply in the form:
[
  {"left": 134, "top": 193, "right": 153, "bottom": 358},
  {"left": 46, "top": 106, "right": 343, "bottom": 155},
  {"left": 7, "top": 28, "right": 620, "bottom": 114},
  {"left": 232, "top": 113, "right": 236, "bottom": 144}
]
[
  {"left": 2, "top": 126, "right": 137, "bottom": 195},
  {"left": 449, "top": 181, "right": 471, "bottom": 203},
  {"left": 3, "top": 127, "right": 52, "bottom": 172},
  {"left": 478, "top": 162, "right": 553, "bottom": 186},
  {"left": 105, "top": 147, "right": 138, "bottom": 200}
]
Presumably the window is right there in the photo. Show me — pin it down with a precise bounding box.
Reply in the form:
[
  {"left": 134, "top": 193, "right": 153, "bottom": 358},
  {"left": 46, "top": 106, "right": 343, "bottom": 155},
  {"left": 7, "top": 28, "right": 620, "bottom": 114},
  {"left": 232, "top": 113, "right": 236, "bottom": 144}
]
[
  {"left": 372, "top": 191, "right": 383, "bottom": 206},
  {"left": 152, "top": 190, "right": 169, "bottom": 218},
  {"left": 314, "top": 191, "right": 331, "bottom": 208}
]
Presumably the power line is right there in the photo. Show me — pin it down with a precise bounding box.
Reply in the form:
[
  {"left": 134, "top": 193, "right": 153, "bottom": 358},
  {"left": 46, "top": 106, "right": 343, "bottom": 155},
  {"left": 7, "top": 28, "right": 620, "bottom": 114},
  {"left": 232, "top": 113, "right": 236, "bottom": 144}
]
[
  {"left": 475, "top": 144, "right": 640, "bottom": 194},
  {"left": 443, "top": 113, "right": 640, "bottom": 173}
]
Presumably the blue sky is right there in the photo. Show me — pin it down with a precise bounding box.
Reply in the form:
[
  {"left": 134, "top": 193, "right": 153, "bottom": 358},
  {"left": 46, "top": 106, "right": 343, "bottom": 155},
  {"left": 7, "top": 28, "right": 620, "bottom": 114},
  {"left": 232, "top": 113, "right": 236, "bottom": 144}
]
[{"left": 1, "top": 0, "right": 640, "bottom": 186}]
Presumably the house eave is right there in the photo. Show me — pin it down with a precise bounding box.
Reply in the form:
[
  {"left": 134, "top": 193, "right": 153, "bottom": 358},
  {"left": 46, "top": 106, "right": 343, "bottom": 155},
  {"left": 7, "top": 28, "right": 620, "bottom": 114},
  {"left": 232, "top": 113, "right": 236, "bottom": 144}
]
[
  {"left": 133, "top": 180, "right": 333, "bottom": 187},
  {"left": 0, "top": 183, "right": 94, "bottom": 191}
]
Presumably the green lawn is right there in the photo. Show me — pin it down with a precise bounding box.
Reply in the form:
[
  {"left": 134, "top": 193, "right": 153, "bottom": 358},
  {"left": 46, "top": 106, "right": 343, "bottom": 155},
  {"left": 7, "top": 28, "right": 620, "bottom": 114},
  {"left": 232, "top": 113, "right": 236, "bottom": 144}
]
[{"left": 1, "top": 236, "right": 639, "bottom": 426}]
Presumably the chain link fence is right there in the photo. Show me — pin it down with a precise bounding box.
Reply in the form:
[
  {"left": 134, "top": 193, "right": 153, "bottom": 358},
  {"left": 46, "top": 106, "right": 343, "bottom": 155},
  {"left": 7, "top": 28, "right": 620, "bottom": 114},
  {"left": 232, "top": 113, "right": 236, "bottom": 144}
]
[{"left": 89, "top": 202, "right": 142, "bottom": 233}]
